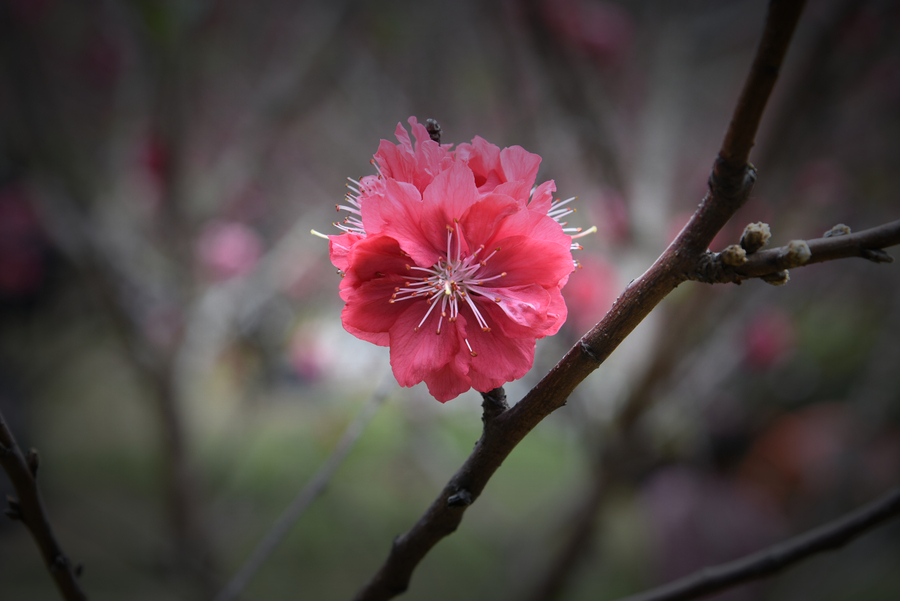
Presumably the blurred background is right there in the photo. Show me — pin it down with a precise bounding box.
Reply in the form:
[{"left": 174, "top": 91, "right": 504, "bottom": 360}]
[{"left": 1, "top": 0, "right": 899, "bottom": 599}]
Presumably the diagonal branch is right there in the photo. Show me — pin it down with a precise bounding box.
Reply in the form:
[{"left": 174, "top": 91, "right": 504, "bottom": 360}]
[
  {"left": 0, "top": 409, "right": 88, "bottom": 601},
  {"left": 214, "top": 376, "right": 393, "bottom": 601},
  {"left": 351, "top": 1, "right": 808, "bottom": 599},
  {"left": 615, "top": 485, "right": 900, "bottom": 601}
]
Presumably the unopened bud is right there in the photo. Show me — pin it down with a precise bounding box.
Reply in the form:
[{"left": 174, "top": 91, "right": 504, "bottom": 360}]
[
  {"left": 720, "top": 245, "right": 747, "bottom": 267},
  {"left": 740, "top": 222, "right": 771, "bottom": 253},
  {"left": 783, "top": 240, "right": 811, "bottom": 267},
  {"left": 761, "top": 270, "right": 790, "bottom": 286},
  {"left": 824, "top": 224, "right": 851, "bottom": 238}
]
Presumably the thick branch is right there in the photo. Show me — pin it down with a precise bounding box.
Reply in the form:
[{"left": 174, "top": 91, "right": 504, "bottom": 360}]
[
  {"left": 0, "top": 410, "right": 88, "bottom": 601},
  {"left": 351, "top": 2, "right": 807, "bottom": 599},
  {"left": 616, "top": 485, "right": 900, "bottom": 601}
]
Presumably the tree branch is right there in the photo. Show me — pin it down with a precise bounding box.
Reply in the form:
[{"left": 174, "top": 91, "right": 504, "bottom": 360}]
[
  {"left": 351, "top": 1, "right": 808, "bottom": 599},
  {"left": 688, "top": 219, "right": 900, "bottom": 284},
  {"left": 214, "top": 376, "right": 392, "bottom": 601},
  {"left": 0, "top": 409, "right": 88, "bottom": 601},
  {"left": 615, "top": 485, "right": 900, "bottom": 601}
]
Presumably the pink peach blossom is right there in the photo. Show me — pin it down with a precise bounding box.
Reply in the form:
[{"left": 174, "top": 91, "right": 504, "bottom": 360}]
[{"left": 329, "top": 118, "right": 583, "bottom": 402}]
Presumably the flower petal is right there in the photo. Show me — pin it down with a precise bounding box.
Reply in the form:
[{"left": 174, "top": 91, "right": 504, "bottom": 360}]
[
  {"left": 388, "top": 301, "right": 461, "bottom": 387},
  {"left": 472, "top": 283, "right": 551, "bottom": 330},
  {"left": 458, "top": 193, "right": 519, "bottom": 248},
  {"left": 499, "top": 145, "right": 541, "bottom": 191},
  {"left": 463, "top": 315, "right": 536, "bottom": 382},
  {"left": 366, "top": 180, "right": 442, "bottom": 267},
  {"left": 529, "top": 180, "right": 557, "bottom": 213},
  {"left": 423, "top": 354, "right": 472, "bottom": 402},
  {"left": 329, "top": 232, "right": 364, "bottom": 272},
  {"left": 479, "top": 235, "right": 573, "bottom": 288}
]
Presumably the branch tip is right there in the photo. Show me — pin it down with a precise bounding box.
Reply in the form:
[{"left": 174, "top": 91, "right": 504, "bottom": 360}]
[
  {"left": 425, "top": 119, "right": 442, "bottom": 144},
  {"left": 861, "top": 248, "right": 893, "bottom": 263}
]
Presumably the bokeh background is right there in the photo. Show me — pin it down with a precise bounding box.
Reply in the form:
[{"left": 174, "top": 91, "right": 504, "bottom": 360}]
[{"left": 2, "top": 0, "right": 899, "bottom": 599}]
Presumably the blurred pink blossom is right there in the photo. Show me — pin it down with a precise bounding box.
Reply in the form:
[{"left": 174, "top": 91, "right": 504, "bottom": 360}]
[
  {"left": 540, "top": 0, "right": 634, "bottom": 68},
  {"left": 743, "top": 307, "right": 797, "bottom": 371},
  {"left": 197, "top": 220, "right": 263, "bottom": 281},
  {"left": 563, "top": 253, "right": 619, "bottom": 334},
  {"left": 792, "top": 158, "right": 847, "bottom": 208},
  {"left": 288, "top": 327, "right": 327, "bottom": 384},
  {"left": 0, "top": 186, "right": 46, "bottom": 297}
]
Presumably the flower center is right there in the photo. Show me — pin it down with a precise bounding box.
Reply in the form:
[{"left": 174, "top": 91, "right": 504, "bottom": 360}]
[{"left": 389, "top": 221, "right": 506, "bottom": 356}]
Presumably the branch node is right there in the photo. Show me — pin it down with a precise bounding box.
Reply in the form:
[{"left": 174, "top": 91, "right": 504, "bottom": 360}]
[
  {"left": 5, "top": 495, "right": 23, "bottom": 521},
  {"left": 761, "top": 270, "right": 790, "bottom": 286},
  {"left": 686, "top": 251, "right": 741, "bottom": 285},
  {"left": 579, "top": 339, "right": 601, "bottom": 363},
  {"left": 480, "top": 387, "right": 508, "bottom": 427},
  {"left": 860, "top": 248, "right": 893, "bottom": 263},
  {"left": 27, "top": 448, "right": 40, "bottom": 477},
  {"left": 710, "top": 160, "right": 758, "bottom": 207},
  {"left": 447, "top": 489, "right": 473, "bottom": 508},
  {"left": 824, "top": 223, "right": 851, "bottom": 237},
  {"left": 740, "top": 222, "right": 771, "bottom": 253},
  {"left": 51, "top": 554, "right": 70, "bottom": 573}
]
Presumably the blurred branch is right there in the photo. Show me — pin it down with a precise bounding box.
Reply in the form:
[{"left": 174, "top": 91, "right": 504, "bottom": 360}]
[
  {"left": 690, "top": 219, "right": 900, "bottom": 284},
  {"left": 523, "top": 295, "right": 717, "bottom": 601},
  {"left": 615, "top": 485, "right": 900, "bottom": 601},
  {"left": 214, "top": 376, "right": 393, "bottom": 601},
  {"left": 0, "top": 410, "right": 87, "bottom": 601},
  {"left": 351, "top": 1, "right": 807, "bottom": 599}
]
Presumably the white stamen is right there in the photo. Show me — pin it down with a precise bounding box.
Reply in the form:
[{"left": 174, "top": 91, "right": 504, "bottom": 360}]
[{"left": 390, "top": 221, "right": 502, "bottom": 340}]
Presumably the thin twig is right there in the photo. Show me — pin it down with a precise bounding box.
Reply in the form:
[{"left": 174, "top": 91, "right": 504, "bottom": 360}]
[
  {"left": 689, "top": 219, "right": 900, "bottom": 284},
  {"left": 214, "top": 375, "right": 393, "bottom": 601},
  {"left": 351, "top": 2, "right": 808, "bottom": 599},
  {"left": 615, "top": 485, "right": 900, "bottom": 601},
  {"left": 0, "top": 409, "right": 88, "bottom": 601}
]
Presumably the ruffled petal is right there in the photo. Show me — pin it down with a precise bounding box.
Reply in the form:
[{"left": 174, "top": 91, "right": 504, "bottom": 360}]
[
  {"left": 471, "top": 283, "right": 551, "bottom": 330},
  {"left": 329, "top": 232, "right": 364, "bottom": 272},
  {"left": 462, "top": 314, "right": 536, "bottom": 382},
  {"left": 529, "top": 180, "right": 557, "bottom": 213},
  {"left": 478, "top": 235, "right": 573, "bottom": 288},
  {"left": 499, "top": 145, "right": 541, "bottom": 191},
  {"left": 367, "top": 179, "right": 442, "bottom": 267},
  {"left": 488, "top": 205, "right": 573, "bottom": 251},
  {"left": 458, "top": 193, "right": 518, "bottom": 248},
  {"left": 388, "top": 301, "right": 461, "bottom": 387},
  {"left": 343, "top": 234, "right": 414, "bottom": 283},
  {"left": 419, "top": 161, "right": 479, "bottom": 255},
  {"left": 423, "top": 353, "right": 472, "bottom": 402},
  {"left": 340, "top": 276, "right": 407, "bottom": 343}
]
